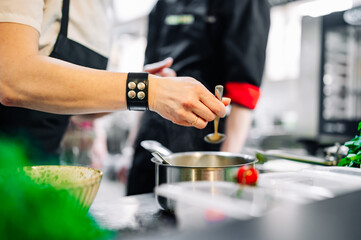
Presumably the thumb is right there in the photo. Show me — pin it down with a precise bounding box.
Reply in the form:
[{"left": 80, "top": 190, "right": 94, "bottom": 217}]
[{"left": 144, "top": 57, "right": 174, "bottom": 74}]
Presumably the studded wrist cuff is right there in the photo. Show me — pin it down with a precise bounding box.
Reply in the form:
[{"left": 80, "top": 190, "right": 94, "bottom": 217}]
[{"left": 126, "top": 72, "right": 149, "bottom": 111}]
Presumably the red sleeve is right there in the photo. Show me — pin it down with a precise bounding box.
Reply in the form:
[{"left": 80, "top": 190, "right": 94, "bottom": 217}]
[{"left": 224, "top": 82, "right": 261, "bottom": 110}]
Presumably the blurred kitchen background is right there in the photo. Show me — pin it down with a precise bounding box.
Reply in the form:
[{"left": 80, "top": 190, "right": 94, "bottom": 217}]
[{"left": 62, "top": 0, "right": 361, "bottom": 198}]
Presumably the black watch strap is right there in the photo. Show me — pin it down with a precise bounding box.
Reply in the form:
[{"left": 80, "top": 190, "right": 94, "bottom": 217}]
[{"left": 126, "top": 72, "right": 149, "bottom": 111}]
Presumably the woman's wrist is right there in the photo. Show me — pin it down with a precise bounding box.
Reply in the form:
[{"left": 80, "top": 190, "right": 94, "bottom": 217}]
[{"left": 147, "top": 74, "right": 161, "bottom": 112}]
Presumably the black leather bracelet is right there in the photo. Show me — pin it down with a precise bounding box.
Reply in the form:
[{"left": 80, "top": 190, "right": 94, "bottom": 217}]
[{"left": 126, "top": 72, "right": 149, "bottom": 111}]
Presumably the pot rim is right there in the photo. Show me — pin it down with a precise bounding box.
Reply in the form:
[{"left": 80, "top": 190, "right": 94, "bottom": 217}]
[{"left": 151, "top": 151, "right": 257, "bottom": 168}]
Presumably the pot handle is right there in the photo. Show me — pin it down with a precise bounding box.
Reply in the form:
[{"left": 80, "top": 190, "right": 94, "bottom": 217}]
[
  {"left": 151, "top": 152, "right": 172, "bottom": 165},
  {"left": 140, "top": 140, "right": 173, "bottom": 156}
]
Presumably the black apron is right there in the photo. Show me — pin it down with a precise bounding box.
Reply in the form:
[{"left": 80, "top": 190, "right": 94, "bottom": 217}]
[{"left": 0, "top": 0, "right": 108, "bottom": 164}]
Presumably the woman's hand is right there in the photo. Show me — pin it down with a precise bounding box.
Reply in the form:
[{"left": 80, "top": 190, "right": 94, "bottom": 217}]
[
  {"left": 145, "top": 58, "right": 230, "bottom": 129},
  {"left": 148, "top": 75, "right": 228, "bottom": 129}
]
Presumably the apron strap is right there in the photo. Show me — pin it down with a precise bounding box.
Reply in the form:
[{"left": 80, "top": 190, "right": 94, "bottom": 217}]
[{"left": 60, "top": 0, "right": 70, "bottom": 37}]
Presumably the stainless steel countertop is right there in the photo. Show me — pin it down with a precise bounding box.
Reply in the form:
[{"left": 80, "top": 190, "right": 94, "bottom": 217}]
[
  {"left": 89, "top": 180, "right": 361, "bottom": 240},
  {"left": 89, "top": 193, "right": 176, "bottom": 238}
]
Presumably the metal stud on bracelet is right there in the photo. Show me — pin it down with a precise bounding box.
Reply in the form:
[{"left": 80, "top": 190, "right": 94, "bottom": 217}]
[{"left": 126, "top": 72, "right": 149, "bottom": 111}]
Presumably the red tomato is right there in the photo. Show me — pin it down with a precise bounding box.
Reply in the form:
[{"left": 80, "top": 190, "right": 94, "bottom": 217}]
[{"left": 237, "top": 166, "right": 258, "bottom": 185}]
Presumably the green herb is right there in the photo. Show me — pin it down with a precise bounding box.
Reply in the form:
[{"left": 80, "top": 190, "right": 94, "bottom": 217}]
[
  {"left": 338, "top": 122, "right": 361, "bottom": 168},
  {"left": 0, "top": 138, "right": 113, "bottom": 240}
]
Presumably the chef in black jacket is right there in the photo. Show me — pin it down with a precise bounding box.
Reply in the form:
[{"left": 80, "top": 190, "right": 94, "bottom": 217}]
[{"left": 127, "top": 0, "right": 270, "bottom": 195}]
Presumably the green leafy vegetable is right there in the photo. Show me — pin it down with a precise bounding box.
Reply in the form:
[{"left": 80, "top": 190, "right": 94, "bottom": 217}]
[
  {"left": 0, "top": 138, "right": 113, "bottom": 240},
  {"left": 338, "top": 123, "right": 361, "bottom": 168}
]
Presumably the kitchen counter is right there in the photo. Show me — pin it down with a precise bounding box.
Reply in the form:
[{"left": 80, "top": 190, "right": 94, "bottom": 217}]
[
  {"left": 90, "top": 189, "right": 361, "bottom": 240},
  {"left": 89, "top": 193, "right": 176, "bottom": 238}
]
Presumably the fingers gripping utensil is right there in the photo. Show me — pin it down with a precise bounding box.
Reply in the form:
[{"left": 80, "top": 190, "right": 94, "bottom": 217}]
[{"left": 204, "top": 85, "right": 226, "bottom": 144}]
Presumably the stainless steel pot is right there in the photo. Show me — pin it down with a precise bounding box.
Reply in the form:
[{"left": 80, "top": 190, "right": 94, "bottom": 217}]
[
  {"left": 142, "top": 141, "right": 256, "bottom": 211},
  {"left": 152, "top": 152, "right": 256, "bottom": 211}
]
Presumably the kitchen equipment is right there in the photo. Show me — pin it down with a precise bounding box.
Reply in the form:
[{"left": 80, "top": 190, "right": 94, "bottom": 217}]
[
  {"left": 156, "top": 168, "right": 361, "bottom": 228},
  {"left": 23, "top": 165, "right": 102, "bottom": 211},
  {"left": 256, "top": 149, "right": 339, "bottom": 166},
  {"left": 260, "top": 170, "right": 361, "bottom": 196},
  {"left": 204, "top": 85, "right": 226, "bottom": 144},
  {"left": 152, "top": 152, "right": 256, "bottom": 211},
  {"left": 151, "top": 151, "right": 172, "bottom": 165},
  {"left": 140, "top": 140, "right": 172, "bottom": 156},
  {"left": 311, "top": 165, "right": 361, "bottom": 177},
  {"left": 318, "top": 10, "right": 361, "bottom": 137},
  {"left": 141, "top": 140, "right": 256, "bottom": 211},
  {"left": 156, "top": 181, "right": 276, "bottom": 229}
]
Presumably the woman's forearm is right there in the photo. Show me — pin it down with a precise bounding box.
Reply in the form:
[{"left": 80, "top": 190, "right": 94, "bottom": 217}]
[
  {"left": 2, "top": 54, "right": 127, "bottom": 114},
  {"left": 0, "top": 22, "right": 126, "bottom": 114}
]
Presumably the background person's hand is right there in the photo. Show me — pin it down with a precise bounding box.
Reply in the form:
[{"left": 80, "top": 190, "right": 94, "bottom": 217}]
[
  {"left": 144, "top": 57, "right": 177, "bottom": 77},
  {"left": 148, "top": 75, "right": 227, "bottom": 129}
]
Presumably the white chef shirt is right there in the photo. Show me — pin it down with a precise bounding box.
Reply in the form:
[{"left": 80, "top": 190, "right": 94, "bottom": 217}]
[{"left": 0, "top": 0, "right": 111, "bottom": 57}]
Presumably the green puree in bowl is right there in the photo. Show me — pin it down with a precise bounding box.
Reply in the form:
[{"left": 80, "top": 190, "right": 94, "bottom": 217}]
[{"left": 0, "top": 139, "right": 113, "bottom": 240}]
